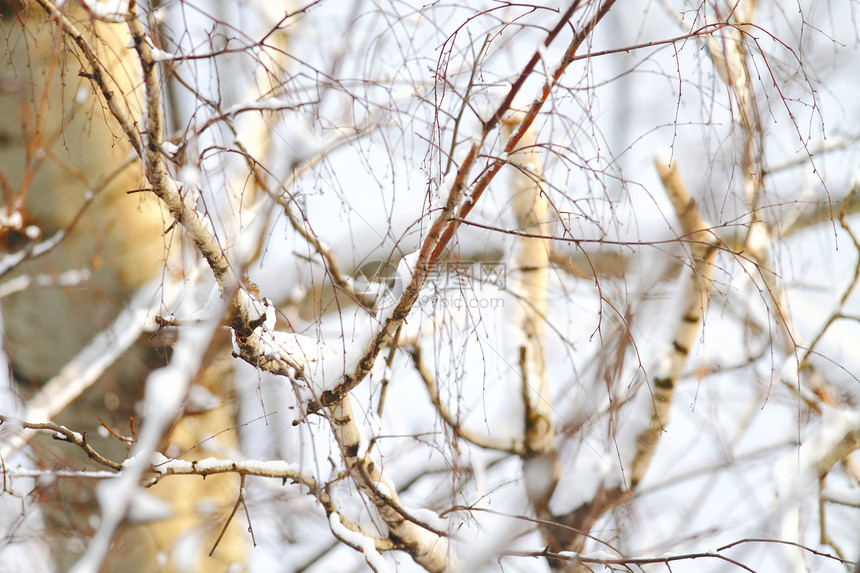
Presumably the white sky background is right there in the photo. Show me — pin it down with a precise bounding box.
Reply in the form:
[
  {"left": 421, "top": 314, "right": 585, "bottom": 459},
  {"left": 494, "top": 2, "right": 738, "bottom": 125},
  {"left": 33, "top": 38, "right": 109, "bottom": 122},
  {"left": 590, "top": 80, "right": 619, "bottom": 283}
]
[
  {"left": 2, "top": 0, "right": 859, "bottom": 572},
  {"left": 158, "top": 0, "right": 860, "bottom": 571}
]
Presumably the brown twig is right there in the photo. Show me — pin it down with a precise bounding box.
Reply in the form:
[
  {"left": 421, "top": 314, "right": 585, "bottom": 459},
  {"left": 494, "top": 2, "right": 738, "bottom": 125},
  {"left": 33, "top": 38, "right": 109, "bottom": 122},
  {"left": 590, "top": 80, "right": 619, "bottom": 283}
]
[{"left": 0, "top": 415, "right": 122, "bottom": 471}]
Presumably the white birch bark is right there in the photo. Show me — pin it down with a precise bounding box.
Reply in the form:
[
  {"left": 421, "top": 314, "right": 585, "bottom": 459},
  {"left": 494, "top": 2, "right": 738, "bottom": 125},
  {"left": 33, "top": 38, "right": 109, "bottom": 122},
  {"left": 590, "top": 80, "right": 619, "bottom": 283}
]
[
  {"left": 502, "top": 113, "right": 559, "bottom": 511},
  {"left": 627, "top": 155, "right": 718, "bottom": 488},
  {"left": 330, "top": 397, "right": 461, "bottom": 573}
]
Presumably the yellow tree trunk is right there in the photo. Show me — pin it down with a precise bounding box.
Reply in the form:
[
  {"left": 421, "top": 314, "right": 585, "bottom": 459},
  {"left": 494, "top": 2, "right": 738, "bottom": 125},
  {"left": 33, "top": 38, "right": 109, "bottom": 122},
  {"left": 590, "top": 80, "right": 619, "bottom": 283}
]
[{"left": 0, "top": 4, "right": 245, "bottom": 571}]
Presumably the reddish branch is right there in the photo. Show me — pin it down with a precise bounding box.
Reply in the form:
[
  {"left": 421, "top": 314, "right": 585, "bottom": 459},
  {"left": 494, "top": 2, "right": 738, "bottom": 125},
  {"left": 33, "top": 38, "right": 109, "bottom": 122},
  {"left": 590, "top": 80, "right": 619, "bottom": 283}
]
[{"left": 321, "top": 0, "right": 619, "bottom": 409}]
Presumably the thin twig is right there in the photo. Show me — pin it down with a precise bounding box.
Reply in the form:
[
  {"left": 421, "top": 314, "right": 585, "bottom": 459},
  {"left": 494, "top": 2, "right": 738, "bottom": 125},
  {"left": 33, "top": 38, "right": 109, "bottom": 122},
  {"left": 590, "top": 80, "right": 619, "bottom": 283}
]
[{"left": 0, "top": 416, "right": 122, "bottom": 471}]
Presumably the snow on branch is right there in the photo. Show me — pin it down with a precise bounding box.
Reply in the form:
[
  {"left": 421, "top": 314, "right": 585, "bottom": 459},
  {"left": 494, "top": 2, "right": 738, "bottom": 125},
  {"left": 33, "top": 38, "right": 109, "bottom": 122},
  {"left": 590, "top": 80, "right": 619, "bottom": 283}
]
[
  {"left": 148, "top": 454, "right": 323, "bottom": 491},
  {"left": 328, "top": 512, "right": 392, "bottom": 573},
  {"left": 329, "top": 397, "right": 461, "bottom": 573},
  {"left": 79, "top": 0, "right": 128, "bottom": 23}
]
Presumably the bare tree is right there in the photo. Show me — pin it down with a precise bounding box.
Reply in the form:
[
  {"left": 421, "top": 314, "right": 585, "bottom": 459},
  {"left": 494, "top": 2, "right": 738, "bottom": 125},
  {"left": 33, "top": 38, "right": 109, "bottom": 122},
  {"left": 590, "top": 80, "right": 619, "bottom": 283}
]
[{"left": 1, "top": 1, "right": 859, "bottom": 572}]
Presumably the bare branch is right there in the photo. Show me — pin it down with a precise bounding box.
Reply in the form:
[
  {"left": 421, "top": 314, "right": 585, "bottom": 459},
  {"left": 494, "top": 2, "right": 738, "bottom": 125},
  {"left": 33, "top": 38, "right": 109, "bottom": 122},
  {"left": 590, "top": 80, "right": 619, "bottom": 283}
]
[{"left": 0, "top": 416, "right": 122, "bottom": 471}]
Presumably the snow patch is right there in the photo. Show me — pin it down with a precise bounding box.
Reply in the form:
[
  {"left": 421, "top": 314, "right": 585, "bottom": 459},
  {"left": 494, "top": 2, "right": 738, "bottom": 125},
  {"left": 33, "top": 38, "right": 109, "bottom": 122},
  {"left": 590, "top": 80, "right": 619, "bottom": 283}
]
[
  {"left": 76, "top": 88, "right": 90, "bottom": 104},
  {"left": 161, "top": 141, "right": 179, "bottom": 157},
  {"left": 150, "top": 47, "right": 176, "bottom": 62},
  {"left": 654, "top": 146, "right": 674, "bottom": 168},
  {"left": 523, "top": 455, "right": 557, "bottom": 504},
  {"left": 328, "top": 513, "right": 390, "bottom": 573},
  {"left": 126, "top": 490, "right": 174, "bottom": 523},
  {"left": 821, "top": 485, "right": 860, "bottom": 507},
  {"left": 81, "top": 0, "right": 128, "bottom": 22}
]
